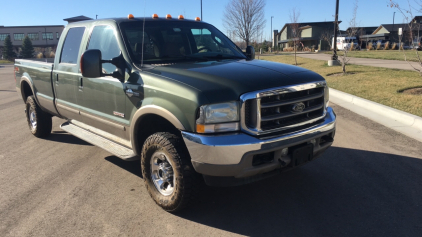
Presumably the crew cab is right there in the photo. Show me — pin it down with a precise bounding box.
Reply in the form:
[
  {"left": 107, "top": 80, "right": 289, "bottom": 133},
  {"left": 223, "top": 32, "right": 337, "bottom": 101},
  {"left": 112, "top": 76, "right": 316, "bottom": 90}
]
[{"left": 15, "top": 14, "right": 336, "bottom": 212}]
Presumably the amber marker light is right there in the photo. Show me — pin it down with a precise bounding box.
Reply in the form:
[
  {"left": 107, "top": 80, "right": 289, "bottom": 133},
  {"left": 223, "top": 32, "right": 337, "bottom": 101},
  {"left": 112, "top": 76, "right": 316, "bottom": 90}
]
[
  {"left": 128, "top": 14, "right": 134, "bottom": 19},
  {"left": 152, "top": 13, "right": 159, "bottom": 18},
  {"left": 166, "top": 14, "right": 172, "bottom": 19},
  {"left": 196, "top": 124, "right": 205, "bottom": 133},
  {"left": 178, "top": 15, "right": 184, "bottom": 20},
  {"left": 195, "top": 17, "right": 201, "bottom": 21}
]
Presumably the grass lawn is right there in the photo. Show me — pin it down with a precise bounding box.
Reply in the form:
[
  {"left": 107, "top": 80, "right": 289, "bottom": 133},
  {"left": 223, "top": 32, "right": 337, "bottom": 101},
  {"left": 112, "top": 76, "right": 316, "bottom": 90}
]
[
  {"left": 260, "top": 55, "right": 422, "bottom": 117},
  {"left": 0, "top": 60, "right": 13, "bottom": 64},
  {"left": 322, "top": 50, "right": 422, "bottom": 62}
]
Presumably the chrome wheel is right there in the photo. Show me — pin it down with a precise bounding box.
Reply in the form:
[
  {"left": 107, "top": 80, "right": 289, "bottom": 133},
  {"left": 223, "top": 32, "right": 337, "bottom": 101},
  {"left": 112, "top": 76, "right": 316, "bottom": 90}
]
[
  {"left": 29, "top": 108, "right": 37, "bottom": 130},
  {"left": 150, "top": 151, "right": 175, "bottom": 196}
]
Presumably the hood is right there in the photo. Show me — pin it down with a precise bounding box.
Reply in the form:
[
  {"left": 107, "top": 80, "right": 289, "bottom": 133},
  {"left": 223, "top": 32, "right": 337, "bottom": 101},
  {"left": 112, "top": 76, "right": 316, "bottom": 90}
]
[{"left": 146, "top": 59, "right": 325, "bottom": 104}]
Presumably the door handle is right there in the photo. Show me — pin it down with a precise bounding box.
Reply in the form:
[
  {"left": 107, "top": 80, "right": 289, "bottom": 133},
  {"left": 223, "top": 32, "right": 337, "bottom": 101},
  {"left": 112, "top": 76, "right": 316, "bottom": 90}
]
[
  {"left": 55, "top": 74, "right": 59, "bottom": 82},
  {"left": 79, "top": 77, "right": 83, "bottom": 89}
]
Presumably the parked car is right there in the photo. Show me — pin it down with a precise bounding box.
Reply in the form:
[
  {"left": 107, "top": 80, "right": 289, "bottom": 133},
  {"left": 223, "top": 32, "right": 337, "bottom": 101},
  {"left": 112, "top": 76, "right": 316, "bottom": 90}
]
[{"left": 15, "top": 14, "right": 336, "bottom": 212}]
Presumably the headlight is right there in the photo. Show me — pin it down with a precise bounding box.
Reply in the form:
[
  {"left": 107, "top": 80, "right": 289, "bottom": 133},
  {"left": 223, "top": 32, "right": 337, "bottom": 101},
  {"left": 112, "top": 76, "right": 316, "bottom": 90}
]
[
  {"left": 324, "top": 85, "right": 330, "bottom": 108},
  {"left": 196, "top": 101, "right": 240, "bottom": 133}
]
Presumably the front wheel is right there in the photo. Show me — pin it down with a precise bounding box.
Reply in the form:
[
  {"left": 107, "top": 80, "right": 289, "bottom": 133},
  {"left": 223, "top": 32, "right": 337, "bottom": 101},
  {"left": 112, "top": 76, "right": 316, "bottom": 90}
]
[
  {"left": 141, "top": 132, "right": 200, "bottom": 212},
  {"left": 25, "top": 96, "right": 52, "bottom": 138}
]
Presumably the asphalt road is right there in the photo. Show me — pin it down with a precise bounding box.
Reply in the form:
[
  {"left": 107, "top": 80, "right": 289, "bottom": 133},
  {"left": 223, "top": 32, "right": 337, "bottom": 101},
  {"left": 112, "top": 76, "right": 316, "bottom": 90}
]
[{"left": 1, "top": 64, "right": 422, "bottom": 237}]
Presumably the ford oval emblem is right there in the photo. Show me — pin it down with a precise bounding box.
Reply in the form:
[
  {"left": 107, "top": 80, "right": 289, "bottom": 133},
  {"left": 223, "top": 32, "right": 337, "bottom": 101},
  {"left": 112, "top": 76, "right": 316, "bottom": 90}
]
[{"left": 292, "top": 102, "right": 306, "bottom": 112}]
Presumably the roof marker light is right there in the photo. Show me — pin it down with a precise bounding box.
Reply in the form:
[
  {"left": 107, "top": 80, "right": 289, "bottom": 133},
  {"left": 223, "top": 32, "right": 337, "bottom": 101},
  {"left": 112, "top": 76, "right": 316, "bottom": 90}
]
[
  {"left": 152, "top": 13, "right": 159, "bottom": 18},
  {"left": 178, "top": 15, "right": 184, "bottom": 20},
  {"left": 195, "top": 17, "right": 201, "bottom": 21},
  {"left": 128, "top": 14, "right": 134, "bottom": 19},
  {"left": 166, "top": 14, "right": 172, "bottom": 19}
]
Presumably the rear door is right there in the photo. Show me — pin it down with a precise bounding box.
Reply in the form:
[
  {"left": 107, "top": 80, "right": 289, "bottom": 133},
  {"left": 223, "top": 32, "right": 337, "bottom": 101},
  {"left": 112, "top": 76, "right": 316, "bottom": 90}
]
[{"left": 53, "top": 27, "right": 86, "bottom": 119}]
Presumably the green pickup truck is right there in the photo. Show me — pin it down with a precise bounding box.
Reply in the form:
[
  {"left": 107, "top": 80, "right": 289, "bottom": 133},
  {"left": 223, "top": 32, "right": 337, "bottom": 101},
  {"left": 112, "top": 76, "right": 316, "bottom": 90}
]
[{"left": 15, "top": 15, "right": 336, "bottom": 212}]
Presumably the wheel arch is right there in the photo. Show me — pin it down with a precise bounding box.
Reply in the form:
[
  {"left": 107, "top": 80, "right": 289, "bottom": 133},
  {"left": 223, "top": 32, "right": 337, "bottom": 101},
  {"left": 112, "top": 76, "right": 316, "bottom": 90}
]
[
  {"left": 131, "top": 105, "right": 186, "bottom": 155},
  {"left": 20, "top": 76, "right": 36, "bottom": 104}
]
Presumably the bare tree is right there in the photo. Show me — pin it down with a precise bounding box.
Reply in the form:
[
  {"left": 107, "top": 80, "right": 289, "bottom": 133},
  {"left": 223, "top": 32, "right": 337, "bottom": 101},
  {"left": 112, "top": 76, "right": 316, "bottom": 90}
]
[
  {"left": 340, "top": 0, "right": 359, "bottom": 74},
  {"left": 289, "top": 8, "right": 301, "bottom": 65},
  {"left": 223, "top": 0, "right": 266, "bottom": 47},
  {"left": 390, "top": 0, "right": 422, "bottom": 76},
  {"left": 320, "top": 30, "right": 333, "bottom": 50}
]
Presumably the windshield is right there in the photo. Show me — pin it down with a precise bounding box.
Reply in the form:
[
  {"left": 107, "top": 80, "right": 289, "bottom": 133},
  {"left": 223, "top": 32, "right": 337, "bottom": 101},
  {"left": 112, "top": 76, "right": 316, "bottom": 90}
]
[{"left": 119, "top": 21, "right": 246, "bottom": 65}]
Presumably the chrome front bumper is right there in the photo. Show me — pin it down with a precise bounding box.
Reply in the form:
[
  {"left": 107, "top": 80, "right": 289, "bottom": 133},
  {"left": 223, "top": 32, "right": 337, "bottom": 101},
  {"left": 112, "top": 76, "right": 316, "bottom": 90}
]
[{"left": 182, "top": 107, "right": 336, "bottom": 179}]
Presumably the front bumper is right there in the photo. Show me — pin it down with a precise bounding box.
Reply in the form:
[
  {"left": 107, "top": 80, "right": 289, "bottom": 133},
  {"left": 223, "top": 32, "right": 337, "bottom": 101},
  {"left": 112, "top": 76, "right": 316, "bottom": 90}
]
[{"left": 182, "top": 107, "right": 336, "bottom": 184}]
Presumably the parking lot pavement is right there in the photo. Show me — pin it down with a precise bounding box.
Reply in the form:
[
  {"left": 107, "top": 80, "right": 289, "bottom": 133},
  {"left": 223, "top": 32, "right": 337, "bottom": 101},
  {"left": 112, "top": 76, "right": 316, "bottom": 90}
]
[{"left": 1, "top": 66, "right": 422, "bottom": 236}]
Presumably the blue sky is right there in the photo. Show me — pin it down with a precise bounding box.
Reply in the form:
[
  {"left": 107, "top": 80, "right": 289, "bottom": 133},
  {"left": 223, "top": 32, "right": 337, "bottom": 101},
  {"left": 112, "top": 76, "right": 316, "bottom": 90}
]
[{"left": 0, "top": 0, "right": 412, "bottom": 41}]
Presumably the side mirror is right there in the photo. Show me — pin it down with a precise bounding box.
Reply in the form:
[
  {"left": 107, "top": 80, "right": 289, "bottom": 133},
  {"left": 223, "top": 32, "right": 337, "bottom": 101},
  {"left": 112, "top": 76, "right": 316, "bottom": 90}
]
[
  {"left": 80, "top": 49, "right": 126, "bottom": 82},
  {"left": 245, "top": 45, "right": 255, "bottom": 60},
  {"left": 80, "top": 49, "right": 102, "bottom": 78}
]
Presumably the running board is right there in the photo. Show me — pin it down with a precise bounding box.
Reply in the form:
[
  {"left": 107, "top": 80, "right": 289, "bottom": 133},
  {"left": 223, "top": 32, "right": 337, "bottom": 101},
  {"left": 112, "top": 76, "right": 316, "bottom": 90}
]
[{"left": 60, "top": 122, "right": 138, "bottom": 161}]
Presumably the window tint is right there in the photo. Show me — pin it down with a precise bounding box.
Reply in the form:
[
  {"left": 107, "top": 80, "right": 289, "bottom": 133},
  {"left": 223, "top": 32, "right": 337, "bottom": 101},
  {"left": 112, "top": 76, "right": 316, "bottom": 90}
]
[
  {"left": 60, "top": 27, "right": 85, "bottom": 64},
  {"left": 87, "top": 25, "right": 121, "bottom": 73}
]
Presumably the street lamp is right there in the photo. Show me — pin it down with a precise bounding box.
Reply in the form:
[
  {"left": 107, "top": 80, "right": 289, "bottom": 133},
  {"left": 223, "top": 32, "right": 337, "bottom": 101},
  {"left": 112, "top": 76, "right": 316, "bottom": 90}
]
[
  {"left": 332, "top": 0, "right": 339, "bottom": 61},
  {"left": 271, "top": 16, "right": 274, "bottom": 43},
  {"left": 200, "top": 0, "right": 202, "bottom": 20}
]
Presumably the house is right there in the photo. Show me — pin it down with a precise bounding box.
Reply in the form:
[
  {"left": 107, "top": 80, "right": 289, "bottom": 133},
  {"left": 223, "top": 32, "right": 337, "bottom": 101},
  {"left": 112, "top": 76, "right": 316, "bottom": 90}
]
[
  {"left": 273, "top": 21, "right": 340, "bottom": 50},
  {"left": 360, "top": 16, "right": 422, "bottom": 45}
]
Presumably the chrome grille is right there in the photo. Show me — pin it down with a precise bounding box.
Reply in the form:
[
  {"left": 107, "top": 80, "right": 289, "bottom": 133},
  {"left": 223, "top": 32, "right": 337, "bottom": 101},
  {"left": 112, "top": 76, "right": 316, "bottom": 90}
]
[{"left": 241, "top": 81, "right": 327, "bottom": 135}]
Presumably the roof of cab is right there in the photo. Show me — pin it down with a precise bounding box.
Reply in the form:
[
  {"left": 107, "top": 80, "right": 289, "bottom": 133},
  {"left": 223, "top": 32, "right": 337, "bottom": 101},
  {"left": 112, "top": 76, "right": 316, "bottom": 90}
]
[{"left": 67, "top": 17, "right": 205, "bottom": 26}]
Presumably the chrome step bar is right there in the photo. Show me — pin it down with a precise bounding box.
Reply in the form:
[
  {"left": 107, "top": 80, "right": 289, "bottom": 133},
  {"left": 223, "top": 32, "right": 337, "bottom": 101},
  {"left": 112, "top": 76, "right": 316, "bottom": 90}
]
[{"left": 60, "top": 121, "right": 138, "bottom": 161}]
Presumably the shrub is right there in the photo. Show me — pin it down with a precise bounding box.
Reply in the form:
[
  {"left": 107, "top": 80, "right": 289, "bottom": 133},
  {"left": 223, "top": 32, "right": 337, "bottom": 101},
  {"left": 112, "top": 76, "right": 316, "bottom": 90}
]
[
  {"left": 36, "top": 53, "right": 43, "bottom": 58},
  {"left": 384, "top": 41, "right": 390, "bottom": 50},
  {"left": 367, "top": 42, "right": 373, "bottom": 50},
  {"left": 391, "top": 42, "right": 397, "bottom": 50},
  {"left": 376, "top": 42, "right": 382, "bottom": 50},
  {"left": 49, "top": 51, "right": 55, "bottom": 58}
]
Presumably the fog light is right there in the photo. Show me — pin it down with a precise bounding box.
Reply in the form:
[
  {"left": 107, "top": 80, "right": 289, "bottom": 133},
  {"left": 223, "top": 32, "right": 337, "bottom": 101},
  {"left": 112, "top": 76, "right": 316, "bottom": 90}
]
[
  {"left": 281, "top": 148, "right": 289, "bottom": 156},
  {"left": 310, "top": 139, "right": 316, "bottom": 145}
]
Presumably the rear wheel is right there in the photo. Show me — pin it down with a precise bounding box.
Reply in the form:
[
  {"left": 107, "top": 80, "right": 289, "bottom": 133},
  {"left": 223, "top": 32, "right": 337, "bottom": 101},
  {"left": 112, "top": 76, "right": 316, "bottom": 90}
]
[
  {"left": 25, "top": 96, "right": 52, "bottom": 138},
  {"left": 141, "top": 132, "right": 200, "bottom": 212}
]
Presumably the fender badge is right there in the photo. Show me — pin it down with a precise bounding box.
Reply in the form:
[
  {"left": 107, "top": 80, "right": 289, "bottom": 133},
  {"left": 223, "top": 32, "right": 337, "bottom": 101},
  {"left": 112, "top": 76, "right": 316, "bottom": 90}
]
[{"left": 113, "top": 111, "right": 125, "bottom": 118}]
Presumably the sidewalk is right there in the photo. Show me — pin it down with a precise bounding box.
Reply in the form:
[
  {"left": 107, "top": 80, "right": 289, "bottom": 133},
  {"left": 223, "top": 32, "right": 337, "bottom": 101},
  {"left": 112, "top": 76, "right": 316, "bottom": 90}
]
[{"left": 295, "top": 53, "right": 422, "bottom": 71}]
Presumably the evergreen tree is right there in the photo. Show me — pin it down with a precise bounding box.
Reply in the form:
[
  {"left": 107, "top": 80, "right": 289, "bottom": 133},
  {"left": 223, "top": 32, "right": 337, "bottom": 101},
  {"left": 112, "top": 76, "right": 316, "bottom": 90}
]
[
  {"left": 3, "top": 35, "right": 16, "bottom": 60},
  {"left": 21, "top": 36, "right": 34, "bottom": 58}
]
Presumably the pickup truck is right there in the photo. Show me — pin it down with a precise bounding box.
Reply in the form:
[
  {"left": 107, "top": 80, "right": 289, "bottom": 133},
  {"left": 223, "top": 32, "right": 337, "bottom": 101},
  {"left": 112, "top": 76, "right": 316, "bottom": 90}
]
[{"left": 15, "top": 14, "right": 336, "bottom": 212}]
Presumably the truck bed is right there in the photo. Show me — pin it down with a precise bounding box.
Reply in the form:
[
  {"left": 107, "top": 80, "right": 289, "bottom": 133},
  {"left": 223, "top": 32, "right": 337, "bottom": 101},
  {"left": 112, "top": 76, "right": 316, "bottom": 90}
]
[{"left": 15, "top": 59, "right": 57, "bottom": 115}]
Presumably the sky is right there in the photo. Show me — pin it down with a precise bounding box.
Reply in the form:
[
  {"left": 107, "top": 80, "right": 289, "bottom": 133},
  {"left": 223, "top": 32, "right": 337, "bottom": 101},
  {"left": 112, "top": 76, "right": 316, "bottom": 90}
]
[{"left": 0, "top": 0, "right": 414, "bottom": 41}]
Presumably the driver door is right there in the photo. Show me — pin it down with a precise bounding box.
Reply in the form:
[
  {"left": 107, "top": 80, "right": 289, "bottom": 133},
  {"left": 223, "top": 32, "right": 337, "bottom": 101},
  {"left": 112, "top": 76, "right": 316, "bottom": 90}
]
[{"left": 79, "top": 24, "right": 129, "bottom": 140}]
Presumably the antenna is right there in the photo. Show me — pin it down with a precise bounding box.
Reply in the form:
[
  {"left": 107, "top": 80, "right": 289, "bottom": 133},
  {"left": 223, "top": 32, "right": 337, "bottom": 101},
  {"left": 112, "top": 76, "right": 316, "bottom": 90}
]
[{"left": 141, "top": 0, "right": 146, "bottom": 68}]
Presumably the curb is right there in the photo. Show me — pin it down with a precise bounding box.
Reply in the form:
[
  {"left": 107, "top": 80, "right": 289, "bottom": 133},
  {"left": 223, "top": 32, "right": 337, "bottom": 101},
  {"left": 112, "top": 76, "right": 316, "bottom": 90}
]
[{"left": 329, "top": 88, "right": 422, "bottom": 142}]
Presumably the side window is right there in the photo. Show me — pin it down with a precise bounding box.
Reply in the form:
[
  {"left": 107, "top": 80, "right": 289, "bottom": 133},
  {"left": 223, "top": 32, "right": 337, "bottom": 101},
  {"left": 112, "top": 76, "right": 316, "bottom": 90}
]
[
  {"left": 60, "top": 27, "right": 85, "bottom": 64},
  {"left": 87, "top": 25, "right": 121, "bottom": 73}
]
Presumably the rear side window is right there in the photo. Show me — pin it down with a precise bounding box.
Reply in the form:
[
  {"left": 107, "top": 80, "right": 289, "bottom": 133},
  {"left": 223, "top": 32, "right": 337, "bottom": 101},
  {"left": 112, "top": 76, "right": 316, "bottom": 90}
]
[
  {"left": 87, "top": 25, "right": 121, "bottom": 73},
  {"left": 60, "top": 27, "right": 85, "bottom": 64}
]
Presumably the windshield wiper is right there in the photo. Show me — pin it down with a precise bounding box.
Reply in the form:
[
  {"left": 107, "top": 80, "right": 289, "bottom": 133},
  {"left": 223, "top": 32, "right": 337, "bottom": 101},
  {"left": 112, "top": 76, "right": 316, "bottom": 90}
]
[
  {"left": 161, "top": 55, "right": 208, "bottom": 62},
  {"left": 201, "top": 54, "right": 245, "bottom": 60}
]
